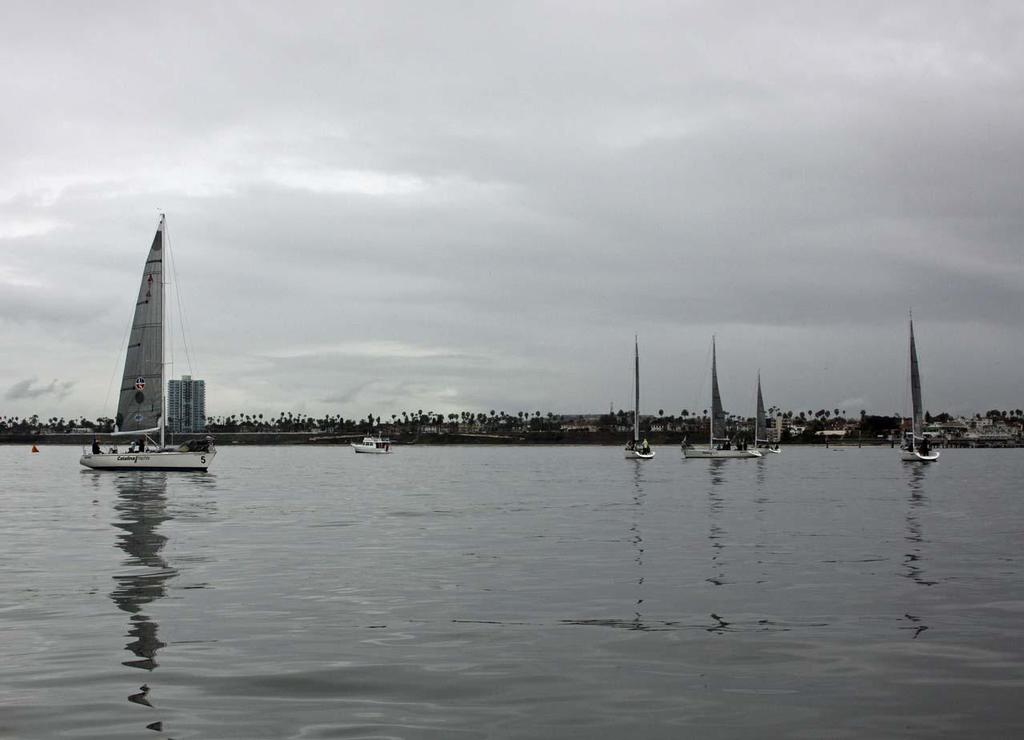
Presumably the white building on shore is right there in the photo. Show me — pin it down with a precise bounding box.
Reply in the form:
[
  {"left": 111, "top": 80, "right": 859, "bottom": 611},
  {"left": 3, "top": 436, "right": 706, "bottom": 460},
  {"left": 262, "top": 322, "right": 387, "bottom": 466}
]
[{"left": 167, "top": 375, "right": 206, "bottom": 433}]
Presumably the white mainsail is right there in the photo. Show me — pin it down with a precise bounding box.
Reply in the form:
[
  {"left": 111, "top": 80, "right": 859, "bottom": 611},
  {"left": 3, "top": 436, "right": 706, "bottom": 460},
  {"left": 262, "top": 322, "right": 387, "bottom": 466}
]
[{"left": 115, "top": 216, "right": 164, "bottom": 436}]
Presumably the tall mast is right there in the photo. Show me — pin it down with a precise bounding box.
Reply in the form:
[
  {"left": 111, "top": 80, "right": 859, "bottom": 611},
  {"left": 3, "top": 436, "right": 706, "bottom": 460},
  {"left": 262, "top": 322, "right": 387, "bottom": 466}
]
[
  {"left": 633, "top": 336, "right": 640, "bottom": 443},
  {"left": 160, "top": 214, "right": 167, "bottom": 449}
]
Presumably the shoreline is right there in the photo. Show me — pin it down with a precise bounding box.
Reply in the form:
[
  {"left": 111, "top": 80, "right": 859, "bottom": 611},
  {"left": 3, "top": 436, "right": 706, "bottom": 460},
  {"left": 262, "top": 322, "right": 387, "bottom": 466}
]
[{"left": 1, "top": 431, "right": 906, "bottom": 447}]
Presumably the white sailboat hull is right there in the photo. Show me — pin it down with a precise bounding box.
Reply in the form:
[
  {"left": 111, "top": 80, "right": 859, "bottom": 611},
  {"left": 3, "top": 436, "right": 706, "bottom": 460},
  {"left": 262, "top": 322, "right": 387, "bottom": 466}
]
[
  {"left": 901, "top": 450, "right": 940, "bottom": 463},
  {"left": 683, "top": 447, "right": 762, "bottom": 459},
  {"left": 624, "top": 448, "right": 655, "bottom": 460},
  {"left": 80, "top": 449, "right": 216, "bottom": 471}
]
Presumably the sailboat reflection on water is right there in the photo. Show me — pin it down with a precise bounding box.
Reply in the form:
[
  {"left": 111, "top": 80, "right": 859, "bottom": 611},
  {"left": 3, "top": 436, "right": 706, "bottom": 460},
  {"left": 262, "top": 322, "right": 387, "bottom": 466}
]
[{"left": 110, "top": 472, "right": 176, "bottom": 728}]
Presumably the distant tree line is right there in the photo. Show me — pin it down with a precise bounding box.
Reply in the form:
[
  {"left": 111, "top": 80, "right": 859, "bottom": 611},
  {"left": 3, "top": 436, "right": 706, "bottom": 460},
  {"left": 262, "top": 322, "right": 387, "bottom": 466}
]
[
  {"left": 0, "top": 415, "right": 115, "bottom": 433},
  {"left": 3, "top": 407, "right": 1023, "bottom": 437},
  {"left": 202, "top": 409, "right": 567, "bottom": 434}
]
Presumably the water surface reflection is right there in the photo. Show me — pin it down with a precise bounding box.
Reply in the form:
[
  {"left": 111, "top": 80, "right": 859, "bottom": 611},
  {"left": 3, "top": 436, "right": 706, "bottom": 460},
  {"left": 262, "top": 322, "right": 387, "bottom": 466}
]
[
  {"left": 707, "top": 459, "right": 727, "bottom": 589},
  {"left": 630, "top": 462, "right": 646, "bottom": 629},
  {"left": 110, "top": 472, "right": 176, "bottom": 729},
  {"left": 902, "top": 464, "right": 934, "bottom": 638}
]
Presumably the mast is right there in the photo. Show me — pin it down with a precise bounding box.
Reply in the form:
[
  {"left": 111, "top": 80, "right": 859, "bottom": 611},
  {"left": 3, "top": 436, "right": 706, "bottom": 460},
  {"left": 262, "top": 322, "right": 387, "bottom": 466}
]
[
  {"left": 633, "top": 336, "right": 640, "bottom": 443},
  {"left": 160, "top": 214, "right": 167, "bottom": 449}
]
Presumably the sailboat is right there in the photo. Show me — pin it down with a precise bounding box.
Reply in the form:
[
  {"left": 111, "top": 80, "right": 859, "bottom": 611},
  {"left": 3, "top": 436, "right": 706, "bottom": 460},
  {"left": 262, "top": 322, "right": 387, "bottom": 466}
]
[
  {"left": 683, "top": 337, "right": 761, "bottom": 459},
  {"left": 80, "top": 216, "right": 216, "bottom": 471},
  {"left": 624, "top": 337, "right": 655, "bottom": 460},
  {"left": 754, "top": 373, "right": 781, "bottom": 454},
  {"left": 901, "top": 312, "right": 939, "bottom": 463}
]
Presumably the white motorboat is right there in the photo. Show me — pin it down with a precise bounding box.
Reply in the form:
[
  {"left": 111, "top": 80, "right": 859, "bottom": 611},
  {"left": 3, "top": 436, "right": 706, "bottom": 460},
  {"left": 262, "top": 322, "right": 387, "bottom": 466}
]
[
  {"left": 352, "top": 436, "right": 393, "bottom": 454},
  {"left": 624, "top": 337, "right": 655, "bottom": 460},
  {"left": 683, "top": 337, "right": 761, "bottom": 460},
  {"left": 900, "top": 312, "right": 940, "bottom": 463},
  {"left": 80, "top": 216, "right": 216, "bottom": 472}
]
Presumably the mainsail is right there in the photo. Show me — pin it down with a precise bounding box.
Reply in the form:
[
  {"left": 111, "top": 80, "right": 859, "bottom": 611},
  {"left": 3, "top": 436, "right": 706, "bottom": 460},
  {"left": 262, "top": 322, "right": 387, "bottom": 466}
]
[
  {"left": 710, "top": 338, "right": 727, "bottom": 441},
  {"left": 633, "top": 337, "right": 640, "bottom": 443},
  {"left": 909, "top": 315, "right": 923, "bottom": 439},
  {"left": 755, "top": 373, "right": 767, "bottom": 443},
  {"left": 115, "top": 217, "right": 164, "bottom": 435}
]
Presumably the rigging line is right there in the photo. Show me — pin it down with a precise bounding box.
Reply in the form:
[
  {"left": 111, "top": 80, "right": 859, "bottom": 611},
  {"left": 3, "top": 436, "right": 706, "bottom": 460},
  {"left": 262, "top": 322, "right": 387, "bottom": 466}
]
[
  {"left": 165, "top": 222, "right": 196, "bottom": 376},
  {"left": 167, "top": 233, "right": 174, "bottom": 379}
]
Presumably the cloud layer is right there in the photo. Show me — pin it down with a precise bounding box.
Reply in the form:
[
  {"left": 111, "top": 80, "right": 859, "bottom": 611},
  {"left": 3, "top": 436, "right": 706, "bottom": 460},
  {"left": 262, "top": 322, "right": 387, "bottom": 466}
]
[{"left": 2, "top": 2, "right": 1023, "bottom": 419}]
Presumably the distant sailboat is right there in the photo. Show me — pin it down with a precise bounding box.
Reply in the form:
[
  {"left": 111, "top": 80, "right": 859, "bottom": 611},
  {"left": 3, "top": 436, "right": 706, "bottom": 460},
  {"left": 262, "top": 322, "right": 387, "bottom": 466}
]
[
  {"left": 80, "top": 216, "right": 216, "bottom": 471},
  {"left": 683, "top": 337, "right": 761, "bottom": 459},
  {"left": 624, "top": 337, "right": 654, "bottom": 460},
  {"left": 754, "top": 373, "right": 781, "bottom": 454},
  {"left": 901, "top": 313, "right": 939, "bottom": 463}
]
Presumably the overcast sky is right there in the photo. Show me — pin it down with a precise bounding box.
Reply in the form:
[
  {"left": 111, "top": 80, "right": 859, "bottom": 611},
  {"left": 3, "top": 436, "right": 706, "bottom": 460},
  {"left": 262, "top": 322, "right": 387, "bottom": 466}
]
[{"left": 2, "top": 1, "right": 1023, "bottom": 421}]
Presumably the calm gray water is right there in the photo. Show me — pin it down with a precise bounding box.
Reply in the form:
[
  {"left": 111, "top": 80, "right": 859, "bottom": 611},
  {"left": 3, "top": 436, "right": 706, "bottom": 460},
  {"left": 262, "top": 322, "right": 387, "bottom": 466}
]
[{"left": 1, "top": 445, "right": 1022, "bottom": 738}]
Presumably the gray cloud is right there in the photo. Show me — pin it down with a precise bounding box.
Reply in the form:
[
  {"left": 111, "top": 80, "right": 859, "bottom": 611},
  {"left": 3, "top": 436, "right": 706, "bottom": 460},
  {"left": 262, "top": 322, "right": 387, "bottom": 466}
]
[
  {"left": 2, "top": 2, "right": 1023, "bottom": 418},
  {"left": 6, "top": 378, "right": 76, "bottom": 401}
]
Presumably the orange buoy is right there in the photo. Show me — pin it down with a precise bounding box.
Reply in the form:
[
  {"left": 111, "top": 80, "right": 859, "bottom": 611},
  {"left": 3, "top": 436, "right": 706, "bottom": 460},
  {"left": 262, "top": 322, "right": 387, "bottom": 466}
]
[{"left": 31, "top": 444, "right": 39, "bottom": 453}]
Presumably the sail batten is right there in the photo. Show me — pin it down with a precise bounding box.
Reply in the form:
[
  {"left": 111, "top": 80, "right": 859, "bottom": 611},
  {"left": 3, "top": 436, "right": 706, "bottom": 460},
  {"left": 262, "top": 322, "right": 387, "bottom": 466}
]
[{"left": 115, "top": 217, "right": 164, "bottom": 434}]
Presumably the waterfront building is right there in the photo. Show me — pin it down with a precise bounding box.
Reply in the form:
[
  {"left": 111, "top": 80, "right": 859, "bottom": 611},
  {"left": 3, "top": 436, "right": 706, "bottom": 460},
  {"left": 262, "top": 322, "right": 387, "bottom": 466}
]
[{"left": 167, "top": 375, "right": 206, "bottom": 433}]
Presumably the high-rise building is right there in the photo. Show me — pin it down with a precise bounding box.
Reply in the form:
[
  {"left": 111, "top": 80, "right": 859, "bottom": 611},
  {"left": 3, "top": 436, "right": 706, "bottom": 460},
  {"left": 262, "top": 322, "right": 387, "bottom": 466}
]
[{"left": 167, "top": 375, "right": 206, "bottom": 433}]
